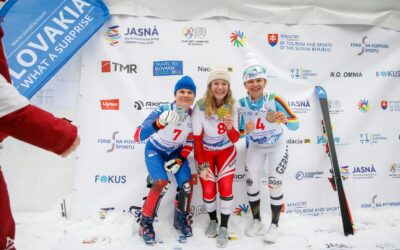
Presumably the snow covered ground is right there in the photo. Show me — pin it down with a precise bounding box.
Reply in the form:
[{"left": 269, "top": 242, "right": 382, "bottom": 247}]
[{"left": 13, "top": 207, "right": 400, "bottom": 250}]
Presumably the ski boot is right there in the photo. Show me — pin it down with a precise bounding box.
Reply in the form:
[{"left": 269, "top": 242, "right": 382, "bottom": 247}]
[
  {"left": 139, "top": 215, "right": 156, "bottom": 245},
  {"left": 173, "top": 208, "right": 193, "bottom": 237}
]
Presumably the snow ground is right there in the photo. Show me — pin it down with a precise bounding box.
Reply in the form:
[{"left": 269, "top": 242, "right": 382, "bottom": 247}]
[{"left": 14, "top": 208, "right": 400, "bottom": 250}]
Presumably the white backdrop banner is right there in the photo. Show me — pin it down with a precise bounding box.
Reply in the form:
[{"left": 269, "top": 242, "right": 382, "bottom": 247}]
[{"left": 72, "top": 15, "right": 400, "bottom": 220}]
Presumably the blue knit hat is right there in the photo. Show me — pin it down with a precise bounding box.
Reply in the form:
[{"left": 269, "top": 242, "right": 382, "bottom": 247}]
[{"left": 174, "top": 76, "right": 196, "bottom": 96}]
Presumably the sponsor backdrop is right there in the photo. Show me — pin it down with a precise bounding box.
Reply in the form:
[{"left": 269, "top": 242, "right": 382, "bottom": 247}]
[{"left": 72, "top": 16, "right": 400, "bottom": 220}]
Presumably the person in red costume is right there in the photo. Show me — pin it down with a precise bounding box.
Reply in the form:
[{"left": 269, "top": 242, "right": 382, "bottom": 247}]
[
  {"left": 192, "top": 65, "right": 240, "bottom": 248},
  {"left": 0, "top": 26, "right": 80, "bottom": 250}
]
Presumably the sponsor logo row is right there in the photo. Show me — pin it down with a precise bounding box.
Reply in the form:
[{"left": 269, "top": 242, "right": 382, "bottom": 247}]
[
  {"left": 104, "top": 25, "right": 391, "bottom": 56},
  {"left": 99, "top": 59, "right": 400, "bottom": 80},
  {"left": 96, "top": 130, "right": 395, "bottom": 153},
  {"left": 287, "top": 197, "right": 400, "bottom": 217},
  {"left": 294, "top": 163, "right": 400, "bottom": 181},
  {"left": 99, "top": 97, "right": 400, "bottom": 115}
]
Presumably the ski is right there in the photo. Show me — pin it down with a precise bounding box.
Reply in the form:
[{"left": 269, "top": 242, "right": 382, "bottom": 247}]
[{"left": 315, "top": 86, "right": 355, "bottom": 236}]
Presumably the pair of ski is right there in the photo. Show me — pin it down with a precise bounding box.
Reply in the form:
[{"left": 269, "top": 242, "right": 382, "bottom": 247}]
[{"left": 315, "top": 86, "right": 354, "bottom": 236}]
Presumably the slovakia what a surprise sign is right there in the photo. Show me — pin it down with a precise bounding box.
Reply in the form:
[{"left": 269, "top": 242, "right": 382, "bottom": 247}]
[{"left": 0, "top": 0, "right": 109, "bottom": 98}]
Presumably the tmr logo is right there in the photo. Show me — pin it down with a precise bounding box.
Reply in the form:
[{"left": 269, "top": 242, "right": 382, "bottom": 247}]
[
  {"left": 101, "top": 60, "right": 137, "bottom": 74},
  {"left": 100, "top": 99, "right": 119, "bottom": 110}
]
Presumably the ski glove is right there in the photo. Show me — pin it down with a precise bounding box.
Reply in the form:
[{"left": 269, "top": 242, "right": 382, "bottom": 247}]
[
  {"left": 164, "top": 155, "right": 185, "bottom": 174},
  {"left": 158, "top": 110, "right": 179, "bottom": 127}
]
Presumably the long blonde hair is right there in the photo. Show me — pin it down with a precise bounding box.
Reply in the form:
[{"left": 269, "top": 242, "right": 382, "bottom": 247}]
[{"left": 204, "top": 81, "right": 235, "bottom": 118}]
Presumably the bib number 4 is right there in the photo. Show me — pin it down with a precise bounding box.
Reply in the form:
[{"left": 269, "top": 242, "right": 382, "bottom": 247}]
[{"left": 256, "top": 118, "right": 265, "bottom": 130}]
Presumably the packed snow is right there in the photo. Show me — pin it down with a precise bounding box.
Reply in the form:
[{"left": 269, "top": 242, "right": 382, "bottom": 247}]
[{"left": 13, "top": 206, "right": 400, "bottom": 250}]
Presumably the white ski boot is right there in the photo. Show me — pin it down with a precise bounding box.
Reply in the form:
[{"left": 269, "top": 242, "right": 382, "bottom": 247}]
[
  {"left": 263, "top": 224, "right": 280, "bottom": 243},
  {"left": 245, "top": 219, "right": 267, "bottom": 237},
  {"left": 205, "top": 220, "right": 218, "bottom": 238},
  {"left": 217, "top": 227, "right": 228, "bottom": 248}
]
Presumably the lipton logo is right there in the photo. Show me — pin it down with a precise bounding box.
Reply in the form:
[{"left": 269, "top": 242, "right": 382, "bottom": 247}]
[{"left": 101, "top": 99, "right": 120, "bottom": 110}]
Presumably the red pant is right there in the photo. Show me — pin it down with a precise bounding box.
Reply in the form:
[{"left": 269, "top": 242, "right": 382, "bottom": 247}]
[
  {"left": 200, "top": 146, "right": 236, "bottom": 202},
  {"left": 0, "top": 169, "right": 16, "bottom": 250}
]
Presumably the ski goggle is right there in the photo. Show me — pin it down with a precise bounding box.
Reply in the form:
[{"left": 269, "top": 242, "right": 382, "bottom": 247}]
[{"left": 242, "top": 65, "right": 266, "bottom": 82}]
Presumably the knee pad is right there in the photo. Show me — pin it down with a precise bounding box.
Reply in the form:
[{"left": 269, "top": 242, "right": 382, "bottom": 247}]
[
  {"left": 182, "top": 181, "right": 192, "bottom": 194},
  {"left": 153, "top": 179, "right": 169, "bottom": 196},
  {"left": 177, "top": 181, "right": 192, "bottom": 212},
  {"left": 142, "top": 179, "right": 169, "bottom": 218}
]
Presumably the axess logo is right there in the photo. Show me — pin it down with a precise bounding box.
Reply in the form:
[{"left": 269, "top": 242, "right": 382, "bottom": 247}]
[
  {"left": 133, "top": 100, "right": 169, "bottom": 110},
  {"left": 101, "top": 61, "right": 137, "bottom": 74},
  {"left": 100, "top": 99, "right": 119, "bottom": 110},
  {"left": 95, "top": 175, "right": 126, "bottom": 184}
]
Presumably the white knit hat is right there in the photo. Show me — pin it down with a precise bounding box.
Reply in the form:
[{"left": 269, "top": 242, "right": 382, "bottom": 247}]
[
  {"left": 207, "top": 65, "right": 230, "bottom": 84},
  {"left": 242, "top": 53, "right": 267, "bottom": 84}
]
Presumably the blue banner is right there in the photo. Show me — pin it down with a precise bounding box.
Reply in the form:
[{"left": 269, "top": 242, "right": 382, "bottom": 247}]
[{"left": 0, "top": 0, "right": 109, "bottom": 99}]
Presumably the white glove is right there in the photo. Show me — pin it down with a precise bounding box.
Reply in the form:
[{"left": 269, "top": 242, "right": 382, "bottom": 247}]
[
  {"left": 158, "top": 110, "right": 179, "bottom": 126},
  {"left": 164, "top": 158, "right": 182, "bottom": 174}
]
